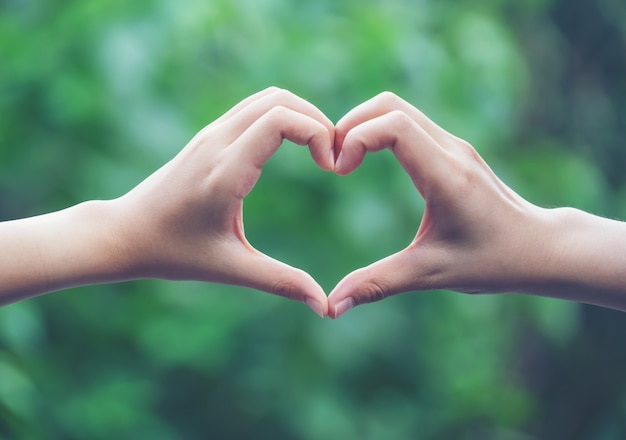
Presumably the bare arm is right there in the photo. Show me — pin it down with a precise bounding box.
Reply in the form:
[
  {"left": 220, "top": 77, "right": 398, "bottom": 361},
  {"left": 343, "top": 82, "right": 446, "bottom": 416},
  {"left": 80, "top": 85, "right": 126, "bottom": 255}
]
[
  {"left": 0, "top": 87, "right": 333, "bottom": 317},
  {"left": 0, "top": 201, "right": 132, "bottom": 305},
  {"left": 327, "top": 92, "right": 626, "bottom": 318}
]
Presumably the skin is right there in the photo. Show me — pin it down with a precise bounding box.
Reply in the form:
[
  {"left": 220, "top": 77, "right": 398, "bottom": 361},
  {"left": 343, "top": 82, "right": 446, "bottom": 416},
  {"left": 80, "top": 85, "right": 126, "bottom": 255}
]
[
  {"left": 0, "top": 87, "right": 333, "bottom": 317},
  {"left": 327, "top": 92, "right": 626, "bottom": 318},
  {"left": 2, "top": 89, "right": 625, "bottom": 318}
]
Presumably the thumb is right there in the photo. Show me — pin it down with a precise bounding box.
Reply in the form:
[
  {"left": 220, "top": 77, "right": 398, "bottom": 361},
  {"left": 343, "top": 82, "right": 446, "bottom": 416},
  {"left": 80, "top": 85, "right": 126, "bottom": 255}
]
[
  {"left": 327, "top": 248, "right": 434, "bottom": 319},
  {"left": 225, "top": 248, "right": 329, "bottom": 318}
]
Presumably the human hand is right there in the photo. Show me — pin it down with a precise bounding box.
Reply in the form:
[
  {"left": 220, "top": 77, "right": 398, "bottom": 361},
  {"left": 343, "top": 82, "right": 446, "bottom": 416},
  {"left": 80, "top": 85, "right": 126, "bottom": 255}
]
[
  {"left": 114, "top": 88, "right": 334, "bottom": 317},
  {"left": 5, "top": 89, "right": 623, "bottom": 314},
  {"left": 327, "top": 92, "right": 556, "bottom": 318}
]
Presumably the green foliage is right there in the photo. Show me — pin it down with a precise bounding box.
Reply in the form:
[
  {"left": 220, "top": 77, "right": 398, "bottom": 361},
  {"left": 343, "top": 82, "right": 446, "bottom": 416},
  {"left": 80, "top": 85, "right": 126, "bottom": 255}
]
[{"left": 2, "top": 0, "right": 626, "bottom": 438}]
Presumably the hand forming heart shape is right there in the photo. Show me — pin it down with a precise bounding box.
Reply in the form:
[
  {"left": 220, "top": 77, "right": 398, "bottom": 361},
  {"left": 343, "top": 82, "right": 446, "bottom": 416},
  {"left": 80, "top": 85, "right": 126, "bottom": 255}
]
[
  {"left": 111, "top": 87, "right": 551, "bottom": 319},
  {"left": 2, "top": 87, "right": 623, "bottom": 314},
  {"left": 309, "top": 89, "right": 544, "bottom": 319}
]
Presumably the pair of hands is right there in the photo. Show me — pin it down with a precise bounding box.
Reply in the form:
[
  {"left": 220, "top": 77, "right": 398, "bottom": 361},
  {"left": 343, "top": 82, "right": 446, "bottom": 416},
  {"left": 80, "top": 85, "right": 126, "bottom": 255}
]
[{"left": 116, "top": 87, "right": 553, "bottom": 318}]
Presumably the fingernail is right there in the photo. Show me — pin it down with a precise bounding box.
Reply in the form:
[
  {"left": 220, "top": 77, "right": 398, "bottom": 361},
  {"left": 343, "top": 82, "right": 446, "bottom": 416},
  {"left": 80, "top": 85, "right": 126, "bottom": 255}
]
[
  {"left": 334, "top": 297, "right": 355, "bottom": 319},
  {"left": 335, "top": 151, "right": 344, "bottom": 173},
  {"left": 305, "top": 298, "right": 325, "bottom": 318}
]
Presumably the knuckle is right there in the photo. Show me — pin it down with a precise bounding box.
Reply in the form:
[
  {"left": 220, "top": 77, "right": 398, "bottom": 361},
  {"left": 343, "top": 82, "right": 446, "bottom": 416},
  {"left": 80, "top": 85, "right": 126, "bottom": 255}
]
[
  {"left": 356, "top": 269, "right": 392, "bottom": 305},
  {"left": 269, "top": 88, "right": 295, "bottom": 104},
  {"left": 452, "top": 139, "right": 481, "bottom": 173},
  {"left": 259, "top": 105, "right": 291, "bottom": 126},
  {"left": 445, "top": 158, "right": 480, "bottom": 198},
  {"left": 360, "top": 280, "right": 390, "bottom": 304},
  {"left": 455, "top": 137, "right": 480, "bottom": 159},
  {"left": 384, "top": 111, "right": 416, "bottom": 151},
  {"left": 387, "top": 110, "right": 414, "bottom": 132},
  {"left": 376, "top": 90, "right": 401, "bottom": 108},
  {"left": 267, "top": 104, "right": 290, "bottom": 118},
  {"left": 272, "top": 279, "right": 301, "bottom": 300}
]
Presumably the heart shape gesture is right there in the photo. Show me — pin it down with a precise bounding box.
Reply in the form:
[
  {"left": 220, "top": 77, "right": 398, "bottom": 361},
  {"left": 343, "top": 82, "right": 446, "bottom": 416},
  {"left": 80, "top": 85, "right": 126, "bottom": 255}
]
[
  {"left": 114, "top": 86, "right": 546, "bottom": 318},
  {"left": 326, "top": 92, "right": 626, "bottom": 316},
  {"left": 112, "top": 88, "right": 335, "bottom": 317},
  {"left": 327, "top": 92, "right": 543, "bottom": 317},
  {"left": 3, "top": 88, "right": 625, "bottom": 313}
]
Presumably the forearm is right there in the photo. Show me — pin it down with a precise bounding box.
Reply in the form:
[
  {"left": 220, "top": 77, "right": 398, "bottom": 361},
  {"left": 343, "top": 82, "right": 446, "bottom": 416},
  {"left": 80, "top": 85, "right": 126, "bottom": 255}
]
[
  {"left": 0, "top": 200, "right": 134, "bottom": 305},
  {"left": 516, "top": 207, "right": 626, "bottom": 311}
]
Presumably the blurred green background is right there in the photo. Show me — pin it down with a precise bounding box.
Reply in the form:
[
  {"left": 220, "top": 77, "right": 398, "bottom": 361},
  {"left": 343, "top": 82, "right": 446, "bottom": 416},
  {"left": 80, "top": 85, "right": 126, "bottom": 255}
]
[{"left": 1, "top": 0, "right": 626, "bottom": 438}]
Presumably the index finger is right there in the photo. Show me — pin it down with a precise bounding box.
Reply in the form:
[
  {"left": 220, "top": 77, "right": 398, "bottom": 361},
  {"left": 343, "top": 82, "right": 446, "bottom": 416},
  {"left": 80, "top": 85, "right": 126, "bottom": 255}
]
[
  {"left": 212, "top": 87, "right": 282, "bottom": 125},
  {"left": 224, "top": 106, "right": 334, "bottom": 198},
  {"left": 335, "top": 110, "right": 454, "bottom": 199},
  {"left": 217, "top": 88, "right": 335, "bottom": 170},
  {"left": 335, "top": 92, "right": 452, "bottom": 154}
]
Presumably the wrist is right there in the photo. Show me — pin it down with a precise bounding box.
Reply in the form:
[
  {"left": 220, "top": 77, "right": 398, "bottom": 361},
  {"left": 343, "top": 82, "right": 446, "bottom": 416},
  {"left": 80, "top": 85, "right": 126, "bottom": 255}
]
[
  {"left": 64, "top": 199, "right": 140, "bottom": 284},
  {"left": 94, "top": 197, "right": 149, "bottom": 282},
  {"left": 106, "top": 193, "right": 178, "bottom": 281},
  {"left": 0, "top": 199, "right": 142, "bottom": 303},
  {"left": 513, "top": 207, "right": 626, "bottom": 310},
  {"left": 41, "top": 198, "right": 147, "bottom": 289}
]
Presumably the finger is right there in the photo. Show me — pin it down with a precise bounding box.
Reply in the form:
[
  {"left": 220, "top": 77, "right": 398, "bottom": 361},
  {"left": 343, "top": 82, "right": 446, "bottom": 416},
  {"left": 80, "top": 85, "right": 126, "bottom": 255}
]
[
  {"left": 216, "top": 89, "right": 335, "bottom": 170},
  {"left": 212, "top": 86, "right": 282, "bottom": 125},
  {"left": 327, "top": 247, "right": 437, "bottom": 319},
  {"left": 335, "top": 110, "right": 452, "bottom": 198},
  {"left": 335, "top": 91, "right": 451, "bottom": 154},
  {"left": 227, "top": 248, "right": 329, "bottom": 318},
  {"left": 226, "top": 106, "right": 333, "bottom": 194}
]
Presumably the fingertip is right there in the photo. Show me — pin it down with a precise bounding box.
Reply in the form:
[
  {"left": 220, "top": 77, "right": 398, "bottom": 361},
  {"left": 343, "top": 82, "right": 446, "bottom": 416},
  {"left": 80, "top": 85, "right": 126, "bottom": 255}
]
[
  {"left": 295, "top": 270, "right": 328, "bottom": 317},
  {"left": 284, "top": 269, "right": 329, "bottom": 317},
  {"left": 333, "top": 123, "right": 348, "bottom": 150},
  {"left": 329, "top": 147, "right": 336, "bottom": 173},
  {"left": 333, "top": 133, "right": 350, "bottom": 175},
  {"left": 332, "top": 297, "right": 355, "bottom": 319},
  {"left": 334, "top": 150, "right": 345, "bottom": 175},
  {"left": 328, "top": 260, "right": 401, "bottom": 317},
  {"left": 324, "top": 125, "right": 336, "bottom": 172},
  {"left": 305, "top": 298, "right": 327, "bottom": 318},
  {"left": 333, "top": 144, "right": 362, "bottom": 176},
  {"left": 327, "top": 275, "right": 355, "bottom": 318},
  {"left": 310, "top": 128, "right": 335, "bottom": 172}
]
